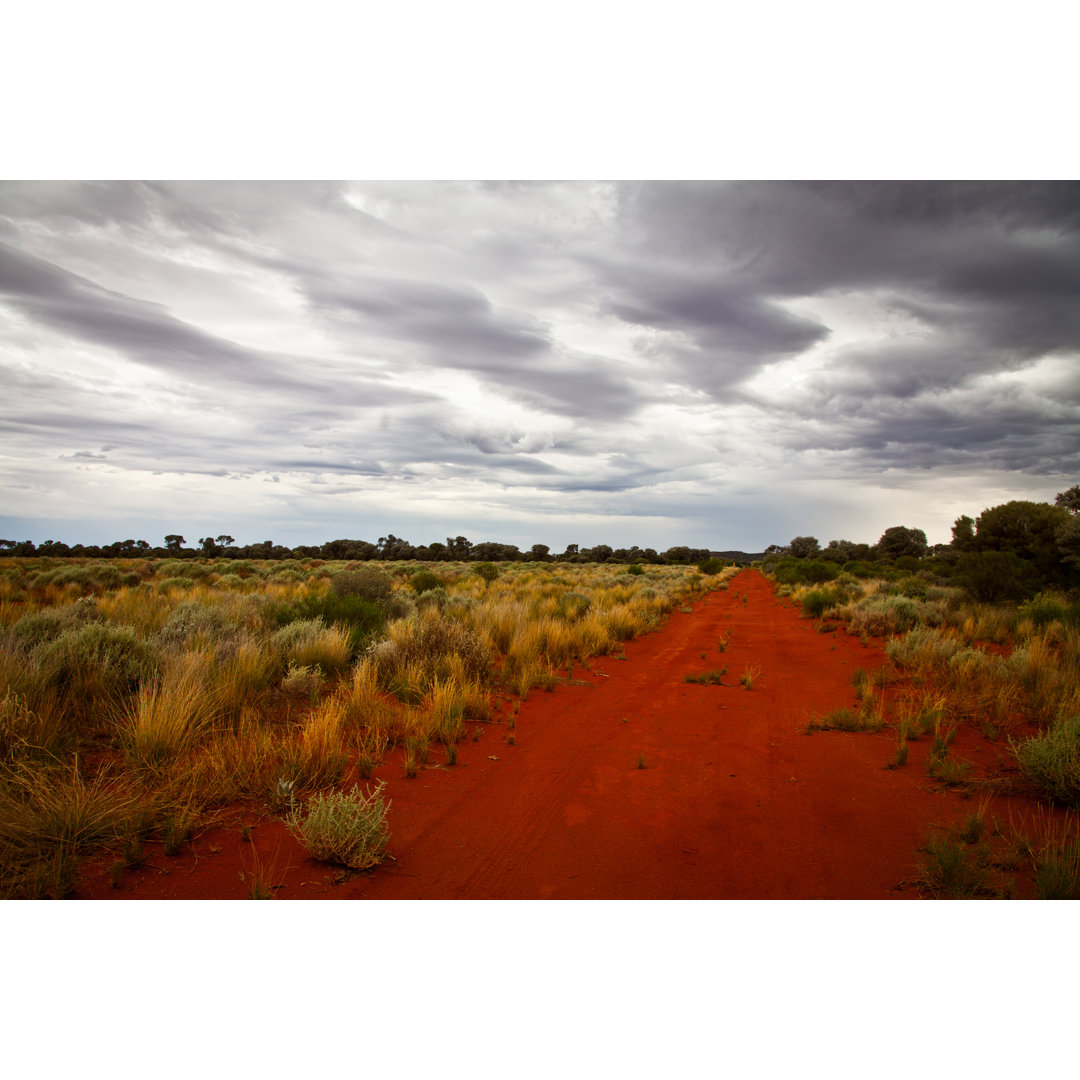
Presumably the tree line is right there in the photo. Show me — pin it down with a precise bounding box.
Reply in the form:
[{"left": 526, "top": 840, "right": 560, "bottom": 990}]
[
  {"left": 764, "top": 486, "right": 1080, "bottom": 601},
  {"left": 4, "top": 486, "right": 1077, "bottom": 599},
  {"left": 0, "top": 531, "right": 719, "bottom": 566}
]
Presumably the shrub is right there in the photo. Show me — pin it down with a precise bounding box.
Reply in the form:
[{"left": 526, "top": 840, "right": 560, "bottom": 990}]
[
  {"left": 772, "top": 558, "right": 838, "bottom": 586},
  {"left": 331, "top": 568, "right": 393, "bottom": 605},
  {"left": 159, "top": 600, "right": 233, "bottom": 645},
  {"left": 845, "top": 595, "right": 923, "bottom": 636},
  {"left": 272, "top": 592, "right": 384, "bottom": 646},
  {"left": 33, "top": 623, "right": 158, "bottom": 716},
  {"left": 410, "top": 570, "right": 442, "bottom": 594},
  {"left": 1019, "top": 592, "right": 1075, "bottom": 629},
  {"left": 1014, "top": 716, "right": 1080, "bottom": 806},
  {"left": 269, "top": 619, "right": 352, "bottom": 676},
  {"left": 697, "top": 557, "right": 726, "bottom": 575},
  {"left": 800, "top": 589, "right": 839, "bottom": 619},
  {"left": 285, "top": 782, "right": 390, "bottom": 870},
  {"left": 627, "top": 564, "right": 645, "bottom": 576},
  {"left": 474, "top": 562, "right": 500, "bottom": 585},
  {"left": 371, "top": 608, "right": 491, "bottom": 689},
  {"left": 12, "top": 601, "right": 101, "bottom": 648}
]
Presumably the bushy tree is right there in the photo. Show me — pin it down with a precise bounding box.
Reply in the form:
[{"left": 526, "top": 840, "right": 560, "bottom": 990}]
[
  {"left": 972, "top": 501, "right": 1071, "bottom": 584},
  {"left": 951, "top": 515, "right": 976, "bottom": 550},
  {"left": 788, "top": 536, "right": 821, "bottom": 560},
  {"left": 876, "top": 526, "right": 928, "bottom": 561}
]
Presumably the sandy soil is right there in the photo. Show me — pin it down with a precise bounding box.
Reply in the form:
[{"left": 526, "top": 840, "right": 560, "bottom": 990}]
[{"left": 76, "top": 569, "right": 1037, "bottom": 900}]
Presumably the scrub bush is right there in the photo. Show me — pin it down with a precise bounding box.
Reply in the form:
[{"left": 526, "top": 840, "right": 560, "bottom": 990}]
[
  {"left": 285, "top": 782, "right": 390, "bottom": 870},
  {"left": 1015, "top": 716, "right": 1080, "bottom": 807}
]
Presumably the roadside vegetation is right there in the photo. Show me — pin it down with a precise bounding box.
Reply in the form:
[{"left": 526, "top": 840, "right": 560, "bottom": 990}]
[
  {"left": 0, "top": 554, "right": 735, "bottom": 896},
  {"left": 767, "top": 486, "right": 1080, "bottom": 898}
]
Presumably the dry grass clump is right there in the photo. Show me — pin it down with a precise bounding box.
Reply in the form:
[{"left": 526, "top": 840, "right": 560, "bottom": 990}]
[
  {"left": 370, "top": 607, "right": 491, "bottom": 694},
  {"left": 119, "top": 650, "right": 220, "bottom": 770},
  {"left": 289, "top": 696, "right": 350, "bottom": 789},
  {"left": 269, "top": 618, "right": 352, "bottom": 677},
  {"left": 0, "top": 757, "right": 136, "bottom": 898}
]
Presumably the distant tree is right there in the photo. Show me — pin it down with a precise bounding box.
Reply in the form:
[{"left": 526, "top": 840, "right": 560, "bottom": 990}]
[
  {"left": 560, "top": 544, "right": 580, "bottom": 561},
  {"left": 472, "top": 542, "right": 520, "bottom": 562},
  {"left": 584, "top": 544, "right": 614, "bottom": 563},
  {"left": 529, "top": 544, "right": 550, "bottom": 562},
  {"left": 446, "top": 536, "right": 472, "bottom": 560},
  {"left": 322, "top": 539, "right": 377, "bottom": 560},
  {"left": 662, "top": 546, "right": 692, "bottom": 564},
  {"left": 39, "top": 540, "right": 72, "bottom": 556},
  {"left": 788, "top": 536, "right": 821, "bottom": 560},
  {"left": 1055, "top": 485, "right": 1080, "bottom": 514},
  {"left": 876, "top": 526, "right": 928, "bottom": 561},
  {"left": 198, "top": 537, "right": 220, "bottom": 555},
  {"left": 164, "top": 534, "right": 186, "bottom": 552}
]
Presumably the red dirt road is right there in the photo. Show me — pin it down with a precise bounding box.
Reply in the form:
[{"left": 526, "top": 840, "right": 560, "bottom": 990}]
[{"left": 81, "top": 568, "right": 987, "bottom": 900}]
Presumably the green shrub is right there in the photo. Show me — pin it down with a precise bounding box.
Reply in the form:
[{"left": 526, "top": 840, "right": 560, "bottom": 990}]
[
  {"left": 800, "top": 589, "right": 840, "bottom": 619},
  {"left": 1019, "top": 592, "right": 1075, "bottom": 628},
  {"left": 627, "top": 564, "right": 645, "bottom": 576},
  {"left": 696, "top": 557, "right": 726, "bottom": 575},
  {"left": 285, "top": 782, "right": 391, "bottom": 870},
  {"left": 33, "top": 623, "right": 158, "bottom": 713},
  {"left": 267, "top": 593, "right": 384, "bottom": 648},
  {"left": 410, "top": 570, "right": 442, "bottom": 594},
  {"left": 772, "top": 558, "right": 838, "bottom": 586},
  {"left": 12, "top": 600, "right": 101, "bottom": 648},
  {"left": 1014, "top": 716, "right": 1080, "bottom": 806}
]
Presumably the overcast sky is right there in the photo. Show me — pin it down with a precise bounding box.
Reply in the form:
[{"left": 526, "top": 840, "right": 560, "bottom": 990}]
[{"left": 1, "top": 179, "right": 1078, "bottom": 552}]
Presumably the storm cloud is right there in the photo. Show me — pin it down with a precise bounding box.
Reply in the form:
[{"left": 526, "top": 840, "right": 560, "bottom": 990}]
[{"left": 1, "top": 180, "right": 1077, "bottom": 551}]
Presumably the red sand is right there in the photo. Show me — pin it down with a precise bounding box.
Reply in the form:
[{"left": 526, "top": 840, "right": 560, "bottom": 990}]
[{"left": 77, "top": 569, "right": 1027, "bottom": 900}]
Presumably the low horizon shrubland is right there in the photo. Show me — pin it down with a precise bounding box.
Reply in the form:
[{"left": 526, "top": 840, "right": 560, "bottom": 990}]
[{"left": 0, "top": 555, "right": 734, "bottom": 896}]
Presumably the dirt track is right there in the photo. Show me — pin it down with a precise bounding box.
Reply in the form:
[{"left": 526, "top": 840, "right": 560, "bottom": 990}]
[
  {"left": 80, "top": 569, "right": 982, "bottom": 900},
  {"left": 341, "top": 568, "right": 971, "bottom": 899}
]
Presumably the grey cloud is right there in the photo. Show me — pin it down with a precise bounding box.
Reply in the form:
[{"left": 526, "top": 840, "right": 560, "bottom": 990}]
[{"left": 0, "top": 241, "right": 308, "bottom": 391}]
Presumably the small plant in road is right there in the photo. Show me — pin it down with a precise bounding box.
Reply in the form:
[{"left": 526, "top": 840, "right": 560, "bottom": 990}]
[
  {"left": 739, "top": 664, "right": 762, "bottom": 690},
  {"left": 684, "top": 668, "right": 727, "bottom": 685}
]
